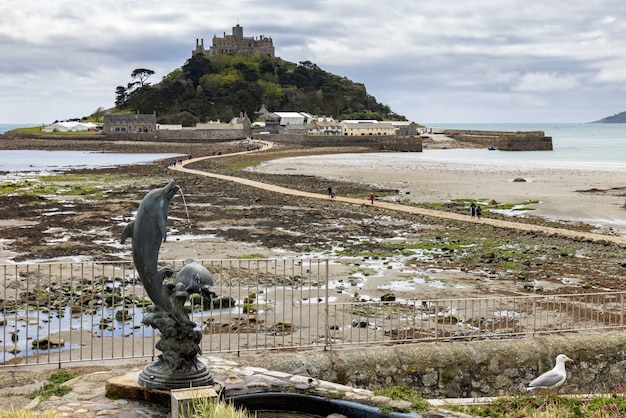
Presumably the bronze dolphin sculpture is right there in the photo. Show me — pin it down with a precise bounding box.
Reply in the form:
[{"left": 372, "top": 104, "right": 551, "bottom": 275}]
[
  {"left": 174, "top": 258, "right": 216, "bottom": 306},
  {"left": 121, "top": 180, "right": 179, "bottom": 311}
]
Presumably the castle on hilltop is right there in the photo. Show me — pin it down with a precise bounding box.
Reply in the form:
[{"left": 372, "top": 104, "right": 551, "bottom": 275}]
[{"left": 192, "top": 24, "right": 275, "bottom": 58}]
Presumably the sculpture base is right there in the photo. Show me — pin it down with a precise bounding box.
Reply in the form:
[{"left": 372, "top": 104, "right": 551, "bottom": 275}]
[{"left": 138, "top": 359, "right": 214, "bottom": 390}]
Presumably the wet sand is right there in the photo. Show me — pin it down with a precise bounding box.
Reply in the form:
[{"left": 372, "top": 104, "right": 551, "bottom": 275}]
[{"left": 250, "top": 150, "right": 626, "bottom": 236}]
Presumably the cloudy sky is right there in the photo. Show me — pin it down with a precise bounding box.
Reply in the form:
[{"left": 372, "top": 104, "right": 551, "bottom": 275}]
[{"left": 2, "top": 0, "right": 625, "bottom": 124}]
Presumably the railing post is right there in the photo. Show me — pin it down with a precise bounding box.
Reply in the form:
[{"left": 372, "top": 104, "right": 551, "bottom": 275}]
[
  {"left": 324, "top": 259, "right": 331, "bottom": 350},
  {"left": 533, "top": 299, "right": 537, "bottom": 336},
  {"left": 620, "top": 293, "right": 624, "bottom": 328}
]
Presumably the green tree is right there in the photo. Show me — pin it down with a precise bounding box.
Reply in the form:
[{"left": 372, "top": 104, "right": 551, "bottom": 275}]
[
  {"left": 257, "top": 80, "right": 283, "bottom": 110},
  {"left": 170, "top": 111, "right": 198, "bottom": 127},
  {"left": 92, "top": 106, "right": 105, "bottom": 122},
  {"left": 183, "top": 55, "right": 214, "bottom": 88},
  {"left": 122, "top": 55, "right": 406, "bottom": 122},
  {"left": 114, "top": 85, "right": 128, "bottom": 109},
  {"left": 129, "top": 68, "right": 155, "bottom": 90}
]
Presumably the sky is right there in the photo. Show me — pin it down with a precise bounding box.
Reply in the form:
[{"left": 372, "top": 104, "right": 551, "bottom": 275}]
[{"left": 2, "top": 0, "right": 626, "bottom": 125}]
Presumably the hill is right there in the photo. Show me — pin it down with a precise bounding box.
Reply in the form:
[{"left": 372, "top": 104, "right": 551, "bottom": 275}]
[
  {"left": 115, "top": 55, "right": 406, "bottom": 126},
  {"left": 591, "top": 111, "right": 626, "bottom": 123}
]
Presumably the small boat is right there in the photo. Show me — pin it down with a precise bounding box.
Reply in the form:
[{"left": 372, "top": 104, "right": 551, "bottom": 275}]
[{"left": 488, "top": 146, "right": 497, "bottom": 151}]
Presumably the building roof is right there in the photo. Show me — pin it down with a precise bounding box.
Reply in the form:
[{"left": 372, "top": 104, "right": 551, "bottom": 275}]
[
  {"left": 104, "top": 114, "right": 156, "bottom": 123},
  {"left": 343, "top": 122, "right": 394, "bottom": 129},
  {"left": 43, "top": 121, "right": 98, "bottom": 132}
]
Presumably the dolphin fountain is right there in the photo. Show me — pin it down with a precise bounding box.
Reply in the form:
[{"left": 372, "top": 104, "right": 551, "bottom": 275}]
[{"left": 121, "top": 180, "right": 214, "bottom": 389}]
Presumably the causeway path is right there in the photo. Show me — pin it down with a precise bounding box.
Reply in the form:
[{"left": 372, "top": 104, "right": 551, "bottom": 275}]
[{"left": 170, "top": 143, "right": 626, "bottom": 247}]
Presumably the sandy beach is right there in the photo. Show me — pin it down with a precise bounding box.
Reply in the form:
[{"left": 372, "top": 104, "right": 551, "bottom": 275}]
[{"left": 250, "top": 149, "right": 626, "bottom": 237}]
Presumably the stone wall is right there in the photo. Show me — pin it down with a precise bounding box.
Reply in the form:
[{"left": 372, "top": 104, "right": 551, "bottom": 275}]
[
  {"left": 236, "top": 332, "right": 626, "bottom": 398},
  {"left": 445, "top": 129, "right": 553, "bottom": 151},
  {"left": 155, "top": 128, "right": 246, "bottom": 142},
  {"left": 266, "top": 134, "right": 422, "bottom": 152}
]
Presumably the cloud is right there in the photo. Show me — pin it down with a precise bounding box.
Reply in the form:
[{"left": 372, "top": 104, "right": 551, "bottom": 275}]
[
  {"left": 2, "top": 0, "right": 626, "bottom": 123},
  {"left": 512, "top": 72, "right": 581, "bottom": 92}
]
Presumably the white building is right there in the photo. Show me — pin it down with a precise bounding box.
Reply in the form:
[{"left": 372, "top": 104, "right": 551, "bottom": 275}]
[
  {"left": 273, "top": 112, "right": 314, "bottom": 126},
  {"left": 43, "top": 121, "right": 98, "bottom": 132}
]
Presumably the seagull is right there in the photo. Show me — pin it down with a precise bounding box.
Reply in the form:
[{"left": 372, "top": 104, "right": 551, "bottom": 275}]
[{"left": 526, "top": 354, "right": 574, "bottom": 391}]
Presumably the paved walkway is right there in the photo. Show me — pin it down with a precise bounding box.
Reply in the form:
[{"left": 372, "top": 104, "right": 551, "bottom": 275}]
[
  {"left": 170, "top": 143, "right": 626, "bottom": 246},
  {"left": 25, "top": 356, "right": 469, "bottom": 417}
]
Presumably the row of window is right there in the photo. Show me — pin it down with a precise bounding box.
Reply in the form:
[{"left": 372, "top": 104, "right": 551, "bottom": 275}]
[{"left": 108, "top": 127, "right": 154, "bottom": 133}]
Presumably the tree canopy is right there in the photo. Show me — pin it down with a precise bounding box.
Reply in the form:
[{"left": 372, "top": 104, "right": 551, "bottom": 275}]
[{"left": 115, "top": 55, "right": 405, "bottom": 126}]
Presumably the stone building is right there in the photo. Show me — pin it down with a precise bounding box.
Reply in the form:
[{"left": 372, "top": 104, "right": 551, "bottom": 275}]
[
  {"left": 103, "top": 113, "right": 157, "bottom": 138},
  {"left": 310, "top": 117, "right": 342, "bottom": 135},
  {"left": 341, "top": 122, "right": 396, "bottom": 136},
  {"left": 192, "top": 24, "right": 275, "bottom": 58},
  {"left": 390, "top": 121, "right": 418, "bottom": 137}
]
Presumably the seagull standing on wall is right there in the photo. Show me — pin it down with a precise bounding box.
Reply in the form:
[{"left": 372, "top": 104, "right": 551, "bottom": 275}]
[{"left": 526, "top": 354, "right": 574, "bottom": 391}]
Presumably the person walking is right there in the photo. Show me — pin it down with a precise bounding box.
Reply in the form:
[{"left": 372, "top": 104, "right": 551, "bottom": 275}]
[
  {"left": 470, "top": 202, "right": 476, "bottom": 218},
  {"left": 476, "top": 205, "right": 482, "bottom": 219},
  {"left": 370, "top": 193, "right": 376, "bottom": 204},
  {"left": 328, "top": 187, "right": 333, "bottom": 198}
]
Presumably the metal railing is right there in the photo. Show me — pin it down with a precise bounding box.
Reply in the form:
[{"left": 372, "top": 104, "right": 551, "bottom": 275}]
[{"left": 0, "top": 260, "right": 624, "bottom": 366}]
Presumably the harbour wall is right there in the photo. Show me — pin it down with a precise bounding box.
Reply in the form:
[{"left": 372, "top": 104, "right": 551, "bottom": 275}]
[
  {"left": 99, "top": 128, "right": 422, "bottom": 152},
  {"left": 236, "top": 332, "right": 626, "bottom": 399},
  {"left": 445, "top": 129, "right": 553, "bottom": 151},
  {"left": 265, "top": 134, "right": 423, "bottom": 152}
]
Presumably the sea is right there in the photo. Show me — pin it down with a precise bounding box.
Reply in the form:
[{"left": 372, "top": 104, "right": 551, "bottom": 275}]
[
  {"left": 0, "top": 123, "right": 182, "bottom": 173},
  {"left": 1, "top": 122, "right": 626, "bottom": 171},
  {"left": 431, "top": 122, "right": 626, "bottom": 169}
]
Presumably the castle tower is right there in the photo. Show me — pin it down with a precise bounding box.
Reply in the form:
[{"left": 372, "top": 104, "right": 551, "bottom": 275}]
[
  {"left": 232, "top": 24, "right": 244, "bottom": 39},
  {"left": 192, "top": 38, "right": 206, "bottom": 56}
]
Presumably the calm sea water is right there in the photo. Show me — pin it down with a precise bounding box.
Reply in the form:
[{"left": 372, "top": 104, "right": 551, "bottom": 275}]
[
  {"left": 431, "top": 123, "right": 626, "bottom": 168},
  {"left": 0, "top": 123, "right": 181, "bottom": 173},
  {"left": 0, "top": 150, "right": 182, "bottom": 173},
  {"left": 2, "top": 122, "right": 626, "bottom": 170},
  {"left": 0, "top": 123, "right": 41, "bottom": 134}
]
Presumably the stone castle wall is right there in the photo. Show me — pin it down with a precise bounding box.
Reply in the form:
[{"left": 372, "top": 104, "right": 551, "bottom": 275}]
[{"left": 445, "top": 129, "right": 553, "bottom": 151}]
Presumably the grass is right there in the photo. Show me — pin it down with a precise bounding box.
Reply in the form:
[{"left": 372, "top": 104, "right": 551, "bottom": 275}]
[
  {"left": 10, "top": 126, "right": 100, "bottom": 135},
  {"left": 374, "top": 384, "right": 430, "bottom": 413},
  {"left": 448, "top": 392, "right": 626, "bottom": 417},
  {"left": 187, "top": 397, "right": 253, "bottom": 418},
  {"left": 27, "top": 371, "right": 78, "bottom": 400},
  {"left": 236, "top": 253, "right": 266, "bottom": 259}
]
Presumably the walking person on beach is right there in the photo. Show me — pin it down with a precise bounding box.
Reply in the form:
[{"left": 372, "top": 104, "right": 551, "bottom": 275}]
[
  {"left": 476, "top": 205, "right": 482, "bottom": 219},
  {"left": 470, "top": 202, "right": 476, "bottom": 218},
  {"left": 328, "top": 187, "right": 333, "bottom": 198},
  {"left": 330, "top": 188, "right": 336, "bottom": 198},
  {"left": 370, "top": 193, "right": 376, "bottom": 205}
]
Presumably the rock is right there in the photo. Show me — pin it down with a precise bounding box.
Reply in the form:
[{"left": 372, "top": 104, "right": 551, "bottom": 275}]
[
  {"left": 115, "top": 309, "right": 132, "bottom": 321},
  {"left": 352, "top": 319, "right": 369, "bottom": 328},
  {"left": 32, "top": 336, "right": 65, "bottom": 349},
  {"left": 213, "top": 296, "right": 236, "bottom": 308}
]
